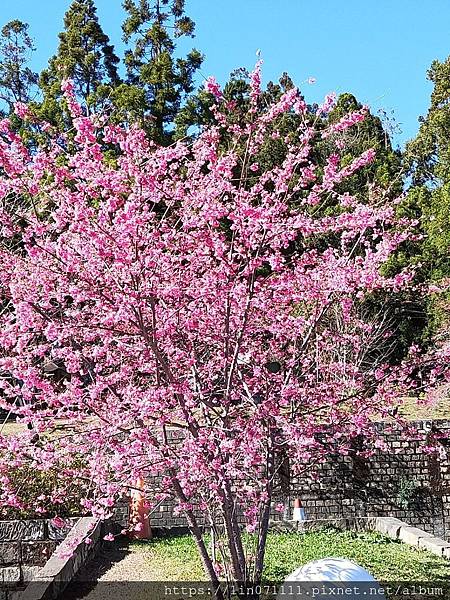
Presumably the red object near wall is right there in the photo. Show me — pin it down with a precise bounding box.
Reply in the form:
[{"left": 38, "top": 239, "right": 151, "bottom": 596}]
[{"left": 129, "top": 477, "right": 152, "bottom": 539}]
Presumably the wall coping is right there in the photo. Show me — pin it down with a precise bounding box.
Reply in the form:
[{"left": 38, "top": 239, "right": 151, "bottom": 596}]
[{"left": 17, "top": 517, "right": 101, "bottom": 600}]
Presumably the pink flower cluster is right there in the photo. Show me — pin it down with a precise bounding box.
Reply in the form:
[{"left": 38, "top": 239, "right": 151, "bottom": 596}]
[
  {"left": 322, "top": 107, "right": 369, "bottom": 138},
  {"left": 0, "top": 73, "right": 443, "bottom": 586},
  {"left": 204, "top": 76, "right": 223, "bottom": 101}
]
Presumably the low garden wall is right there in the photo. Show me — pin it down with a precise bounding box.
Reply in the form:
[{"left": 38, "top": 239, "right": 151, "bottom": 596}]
[
  {"left": 114, "top": 419, "right": 450, "bottom": 539},
  {"left": 18, "top": 517, "right": 101, "bottom": 600},
  {"left": 0, "top": 518, "right": 76, "bottom": 591},
  {"left": 0, "top": 517, "right": 103, "bottom": 600}
]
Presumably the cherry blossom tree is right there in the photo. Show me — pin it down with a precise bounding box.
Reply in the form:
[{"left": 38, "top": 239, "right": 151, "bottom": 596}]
[{"left": 0, "top": 65, "right": 444, "bottom": 598}]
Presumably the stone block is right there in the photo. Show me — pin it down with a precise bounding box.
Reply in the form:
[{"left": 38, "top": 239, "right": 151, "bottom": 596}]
[
  {"left": 0, "top": 566, "right": 21, "bottom": 584},
  {"left": 0, "top": 543, "right": 20, "bottom": 565},
  {"left": 398, "top": 526, "right": 433, "bottom": 547},
  {"left": 0, "top": 521, "right": 46, "bottom": 543},
  {"left": 418, "top": 536, "right": 450, "bottom": 556},
  {"left": 374, "top": 517, "right": 405, "bottom": 539},
  {"left": 21, "top": 542, "right": 58, "bottom": 566}
]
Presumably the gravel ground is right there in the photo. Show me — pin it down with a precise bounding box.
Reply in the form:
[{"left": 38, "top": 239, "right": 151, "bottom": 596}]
[{"left": 63, "top": 541, "right": 160, "bottom": 600}]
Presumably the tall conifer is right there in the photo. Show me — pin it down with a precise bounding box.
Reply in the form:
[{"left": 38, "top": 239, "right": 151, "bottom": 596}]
[{"left": 40, "top": 0, "right": 120, "bottom": 123}]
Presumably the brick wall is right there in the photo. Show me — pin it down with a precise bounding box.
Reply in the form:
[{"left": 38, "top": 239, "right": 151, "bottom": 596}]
[
  {"left": 114, "top": 419, "right": 450, "bottom": 539},
  {"left": 287, "top": 420, "right": 450, "bottom": 538}
]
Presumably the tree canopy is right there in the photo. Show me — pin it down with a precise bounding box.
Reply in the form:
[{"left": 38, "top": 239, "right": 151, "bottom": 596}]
[
  {"left": 0, "top": 20, "right": 38, "bottom": 113},
  {"left": 39, "top": 0, "right": 120, "bottom": 125},
  {"left": 120, "top": 0, "right": 203, "bottom": 142},
  {"left": 0, "top": 72, "right": 444, "bottom": 594}
]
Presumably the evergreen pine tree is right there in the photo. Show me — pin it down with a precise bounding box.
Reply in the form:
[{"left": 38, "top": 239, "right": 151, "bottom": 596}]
[
  {"left": 405, "top": 57, "right": 450, "bottom": 186},
  {"left": 398, "top": 57, "right": 450, "bottom": 343},
  {"left": 120, "top": 0, "right": 203, "bottom": 143},
  {"left": 40, "top": 0, "right": 120, "bottom": 125},
  {"left": 0, "top": 20, "right": 38, "bottom": 114}
]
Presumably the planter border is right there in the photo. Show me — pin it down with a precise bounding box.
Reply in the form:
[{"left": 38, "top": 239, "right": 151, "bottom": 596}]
[{"left": 17, "top": 517, "right": 101, "bottom": 600}]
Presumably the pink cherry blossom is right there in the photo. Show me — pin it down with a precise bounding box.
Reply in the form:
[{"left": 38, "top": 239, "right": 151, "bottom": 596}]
[
  {"left": 51, "top": 516, "right": 66, "bottom": 528},
  {"left": 0, "top": 74, "right": 445, "bottom": 596},
  {"left": 14, "top": 102, "right": 31, "bottom": 120},
  {"left": 204, "top": 76, "right": 223, "bottom": 101}
]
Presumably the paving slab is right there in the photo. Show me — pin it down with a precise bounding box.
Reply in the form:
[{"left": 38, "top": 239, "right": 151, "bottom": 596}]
[
  {"left": 418, "top": 536, "right": 450, "bottom": 556},
  {"left": 399, "top": 525, "right": 434, "bottom": 547}
]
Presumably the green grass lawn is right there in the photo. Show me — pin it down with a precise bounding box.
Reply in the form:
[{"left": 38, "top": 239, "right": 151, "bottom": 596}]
[{"left": 132, "top": 528, "right": 450, "bottom": 583}]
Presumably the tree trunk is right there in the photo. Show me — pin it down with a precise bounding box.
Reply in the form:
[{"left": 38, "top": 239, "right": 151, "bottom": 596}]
[
  {"left": 221, "top": 482, "right": 247, "bottom": 582},
  {"left": 253, "top": 445, "right": 276, "bottom": 594},
  {"left": 172, "top": 479, "right": 224, "bottom": 600}
]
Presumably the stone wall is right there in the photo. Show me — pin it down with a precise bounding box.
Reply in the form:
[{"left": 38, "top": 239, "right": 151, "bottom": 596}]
[
  {"left": 115, "top": 419, "right": 450, "bottom": 539},
  {"left": 287, "top": 420, "right": 450, "bottom": 538},
  {"left": 19, "top": 517, "right": 102, "bottom": 600},
  {"left": 0, "top": 518, "right": 76, "bottom": 591}
]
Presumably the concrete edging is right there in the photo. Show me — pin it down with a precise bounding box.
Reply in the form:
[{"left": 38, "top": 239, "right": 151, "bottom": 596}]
[
  {"left": 373, "top": 517, "right": 450, "bottom": 558},
  {"left": 17, "top": 517, "right": 101, "bottom": 600}
]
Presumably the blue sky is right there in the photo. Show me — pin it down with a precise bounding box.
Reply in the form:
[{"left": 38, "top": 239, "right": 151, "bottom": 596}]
[{"left": 1, "top": 1, "right": 450, "bottom": 147}]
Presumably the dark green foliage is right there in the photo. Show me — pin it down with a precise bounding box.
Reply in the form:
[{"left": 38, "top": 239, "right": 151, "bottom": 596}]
[
  {"left": 0, "top": 20, "right": 38, "bottom": 113},
  {"left": 396, "top": 185, "right": 450, "bottom": 284},
  {"left": 39, "top": 0, "right": 120, "bottom": 125},
  {"left": 176, "top": 67, "right": 256, "bottom": 139},
  {"left": 1, "top": 465, "right": 88, "bottom": 519},
  {"left": 324, "top": 93, "right": 403, "bottom": 200},
  {"left": 400, "top": 57, "right": 450, "bottom": 342},
  {"left": 402, "top": 186, "right": 450, "bottom": 343},
  {"left": 405, "top": 57, "right": 450, "bottom": 186},
  {"left": 121, "top": 0, "right": 203, "bottom": 143},
  {"left": 403, "top": 57, "right": 450, "bottom": 293}
]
